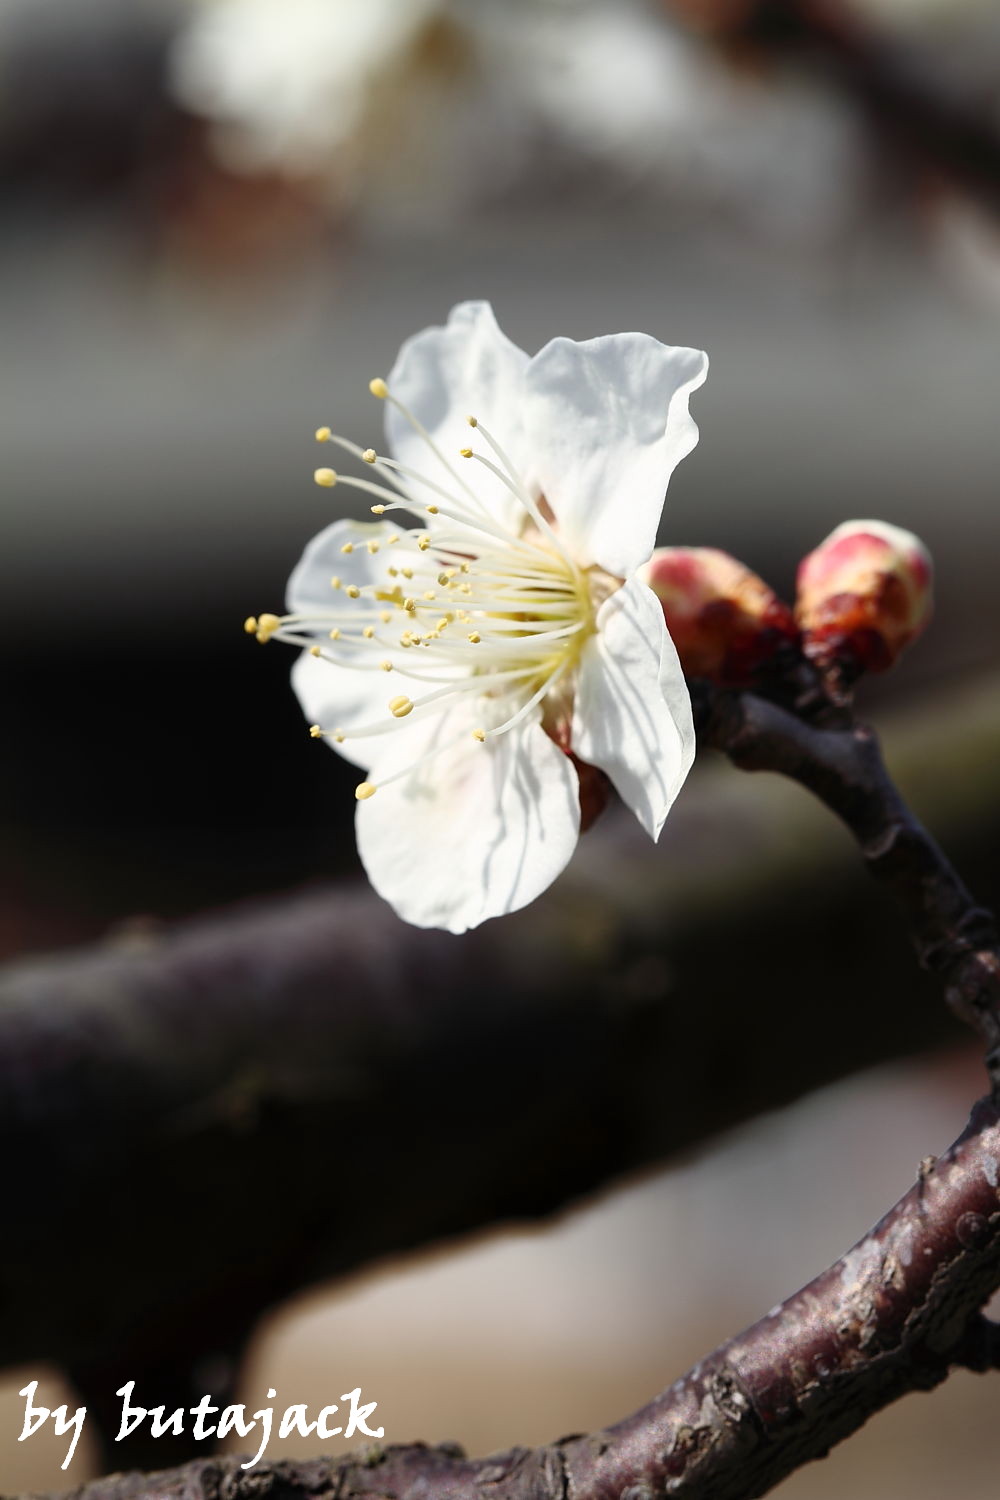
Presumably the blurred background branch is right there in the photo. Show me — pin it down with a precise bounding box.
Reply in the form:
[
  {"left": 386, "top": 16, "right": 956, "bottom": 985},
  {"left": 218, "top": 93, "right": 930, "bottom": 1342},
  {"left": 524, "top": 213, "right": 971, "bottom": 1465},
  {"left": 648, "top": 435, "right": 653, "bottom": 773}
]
[
  {"left": 2, "top": 671, "right": 999, "bottom": 1477},
  {"left": 35, "top": 1089, "right": 1000, "bottom": 1500},
  {"left": 9, "top": 664, "right": 1000, "bottom": 1497}
]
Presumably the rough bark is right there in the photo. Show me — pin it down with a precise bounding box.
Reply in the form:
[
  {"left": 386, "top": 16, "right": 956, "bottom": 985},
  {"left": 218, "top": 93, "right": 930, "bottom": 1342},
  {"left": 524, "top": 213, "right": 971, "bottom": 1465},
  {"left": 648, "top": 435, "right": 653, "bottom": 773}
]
[
  {"left": 4, "top": 675, "right": 1000, "bottom": 1490},
  {"left": 20, "top": 1091, "right": 1000, "bottom": 1500}
]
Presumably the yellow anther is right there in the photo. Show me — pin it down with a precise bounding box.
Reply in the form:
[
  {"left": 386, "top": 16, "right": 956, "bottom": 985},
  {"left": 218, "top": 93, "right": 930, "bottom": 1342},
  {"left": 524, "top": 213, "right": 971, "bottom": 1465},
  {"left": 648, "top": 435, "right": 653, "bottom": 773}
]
[
  {"left": 369, "top": 378, "right": 388, "bottom": 399},
  {"left": 380, "top": 660, "right": 393, "bottom": 672},
  {"left": 389, "top": 695, "right": 413, "bottom": 718},
  {"left": 334, "top": 730, "right": 345, "bottom": 743},
  {"left": 436, "top": 572, "right": 450, "bottom": 586},
  {"left": 315, "top": 426, "right": 331, "bottom": 443},
  {"left": 355, "top": 781, "right": 377, "bottom": 799},
  {"left": 309, "top": 644, "right": 321, "bottom": 657},
  {"left": 427, "top": 504, "right": 439, "bottom": 514},
  {"left": 363, "top": 448, "right": 377, "bottom": 464},
  {"left": 400, "top": 633, "right": 414, "bottom": 648},
  {"left": 330, "top": 575, "right": 341, "bottom": 589},
  {"left": 459, "top": 583, "right": 472, "bottom": 595},
  {"left": 380, "top": 610, "right": 391, "bottom": 623},
  {"left": 466, "top": 415, "right": 478, "bottom": 428},
  {"left": 255, "top": 612, "right": 281, "bottom": 642},
  {"left": 314, "top": 467, "right": 337, "bottom": 487},
  {"left": 459, "top": 447, "right": 473, "bottom": 459},
  {"left": 370, "top": 504, "right": 386, "bottom": 516},
  {"left": 403, "top": 597, "right": 416, "bottom": 613},
  {"left": 417, "top": 537, "right": 431, "bottom": 552},
  {"left": 309, "top": 724, "right": 324, "bottom": 738},
  {"left": 243, "top": 616, "right": 258, "bottom": 634},
  {"left": 402, "top": 566, "right": 414, "bottom": 579},
  {"left": 472, "top": 728, "right": 487, "bottom": 742},
  {"left": 329, "top": 627, "right": 341, "bottom": 640},
  {"left": 436, "top": 616, "right": 450, "bottom": 630},
  {"left": 467, "top": 631, "right": 481, "bottom": 644},
  {"left": 423, "top": 590, "right": 436, "bottom": 601},
  {"left": 363, "top": 625, "right": 375, "bottom": 639},
  {"left": 387, "top": 565, "right": 398, "bottom": 577},
  {"left": 341, "top": 541, "right": 354, "bottom": 554},
  {"left": 367, "top": 540, "right": 380, "bottom": 554},
  {"left": 387, "top": 533, "right": 400, "bottom": 544},
  {"left": 346, "top": 584, "right": 361, "bottom": 599}
]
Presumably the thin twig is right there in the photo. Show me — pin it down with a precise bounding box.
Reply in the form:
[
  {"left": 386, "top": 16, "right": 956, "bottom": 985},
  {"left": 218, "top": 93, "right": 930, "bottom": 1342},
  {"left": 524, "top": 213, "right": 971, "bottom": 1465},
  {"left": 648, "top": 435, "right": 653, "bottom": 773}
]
[{"left": 695, "top": 684, "right": 1000, "bottom": 1068}]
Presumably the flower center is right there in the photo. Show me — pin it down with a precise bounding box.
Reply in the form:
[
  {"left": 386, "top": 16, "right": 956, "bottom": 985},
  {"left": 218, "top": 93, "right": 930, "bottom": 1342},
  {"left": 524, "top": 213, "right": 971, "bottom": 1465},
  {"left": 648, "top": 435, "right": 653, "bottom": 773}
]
[{"left": 247, "top": 381, "right": 620, "bottom": 800}]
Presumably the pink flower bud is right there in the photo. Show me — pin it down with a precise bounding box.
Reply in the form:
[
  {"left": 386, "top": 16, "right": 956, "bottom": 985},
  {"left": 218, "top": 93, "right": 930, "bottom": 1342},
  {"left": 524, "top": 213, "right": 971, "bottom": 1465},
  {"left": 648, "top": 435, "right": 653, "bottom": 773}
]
[
  {"left": 795, "top": 520, "right": 933, "bottom": 679},
  {"left": 640, "top": 546, "right": 798, "bottom": 686}
]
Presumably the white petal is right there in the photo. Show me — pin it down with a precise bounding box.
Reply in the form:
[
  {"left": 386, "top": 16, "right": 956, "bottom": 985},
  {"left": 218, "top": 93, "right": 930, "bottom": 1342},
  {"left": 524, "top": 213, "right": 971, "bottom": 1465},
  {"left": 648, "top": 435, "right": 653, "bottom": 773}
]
[
  {"left": 384, "top": 301, "right": 531, "bottom": 534},
  {"left": 286, "top": 515, "right": 419, "bottom": 614},
  {"left": 356, "top": 705, "right": 581, "bottom": 934},
  {"left": 522, "top": 333, "right": 708, "bottom": 578},
  {"left": 291, "top": 652, "right": 395, "bottom": 770},
  {"left": 571, "top": 577, "right": 695, "bottom": 840},
  {"left": 287, "top": 516, "right": 427, "bottom": 770}
]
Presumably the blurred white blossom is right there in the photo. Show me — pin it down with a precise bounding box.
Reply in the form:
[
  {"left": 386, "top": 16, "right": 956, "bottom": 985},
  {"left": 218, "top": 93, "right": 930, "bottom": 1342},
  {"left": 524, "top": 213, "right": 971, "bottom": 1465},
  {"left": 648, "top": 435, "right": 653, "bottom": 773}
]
[
  {"left": 170, "top": 0, "right": 439, "bottom": 174},
  {"left": 170, "top": 0, "right": 867, "bottom": 240}
]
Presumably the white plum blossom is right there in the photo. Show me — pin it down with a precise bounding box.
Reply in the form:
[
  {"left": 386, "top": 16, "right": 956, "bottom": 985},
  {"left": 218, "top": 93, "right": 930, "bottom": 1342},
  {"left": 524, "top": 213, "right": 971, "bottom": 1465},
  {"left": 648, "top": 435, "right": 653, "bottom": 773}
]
[
  {"left": 251, "top": 302, "right": 707, "bottom": 933},
  {"left": 170, "top": 0, "right": 440, "bottom": 176}
]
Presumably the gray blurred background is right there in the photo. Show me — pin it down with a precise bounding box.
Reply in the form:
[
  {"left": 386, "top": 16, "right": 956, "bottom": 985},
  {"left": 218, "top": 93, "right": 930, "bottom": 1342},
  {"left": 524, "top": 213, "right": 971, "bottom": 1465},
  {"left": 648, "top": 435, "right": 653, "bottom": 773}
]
[{"left": 2, "top": 0, "right": 999, "bottom": 1493}]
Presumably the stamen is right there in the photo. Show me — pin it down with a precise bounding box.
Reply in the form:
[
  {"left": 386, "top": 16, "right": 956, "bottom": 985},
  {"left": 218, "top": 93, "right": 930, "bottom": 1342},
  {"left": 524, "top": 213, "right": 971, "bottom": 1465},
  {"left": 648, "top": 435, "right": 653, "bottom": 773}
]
[
  {"left": 375, "top": 383, "right": 487, "bottom": 512},
  {"left": 466, "top": 433, "right": 575, "bottom": 569},
  {"left": 272, "top": 393, "right": 612, "bottom": 812}
]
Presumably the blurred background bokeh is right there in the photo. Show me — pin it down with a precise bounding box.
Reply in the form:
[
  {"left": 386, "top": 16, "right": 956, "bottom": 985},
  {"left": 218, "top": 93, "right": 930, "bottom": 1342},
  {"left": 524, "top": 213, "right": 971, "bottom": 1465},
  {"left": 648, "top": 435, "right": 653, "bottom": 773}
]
[{"left": 2, "top": 0, "right": 1000, "bottom": 1493}]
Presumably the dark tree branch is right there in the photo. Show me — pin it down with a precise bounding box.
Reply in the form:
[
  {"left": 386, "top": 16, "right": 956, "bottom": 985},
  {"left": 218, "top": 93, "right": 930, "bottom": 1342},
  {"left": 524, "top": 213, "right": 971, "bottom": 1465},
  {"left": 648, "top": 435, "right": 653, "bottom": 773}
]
[
  {"left": 5, "top": 674, "right": 1000, "bottom": 1494},
  {"left": 22, "top": 1090, "right": 1000, "bottom": 1500},
  {"left": 671, "top": 0, "right": 1000, "bottom": 219},
  {"left": 695, "top": 685, "right": 1000, "bottom": 1067}
]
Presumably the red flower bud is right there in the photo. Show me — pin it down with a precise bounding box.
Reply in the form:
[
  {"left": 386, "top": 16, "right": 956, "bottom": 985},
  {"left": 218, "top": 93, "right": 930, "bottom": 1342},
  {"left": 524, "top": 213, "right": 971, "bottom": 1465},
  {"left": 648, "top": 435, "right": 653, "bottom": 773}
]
[
  {"left": 640, "top": 546, "right": 798, "bottom": 686},
  {"left": 795, "top": 520, "right": 933, "bottom": 680}
]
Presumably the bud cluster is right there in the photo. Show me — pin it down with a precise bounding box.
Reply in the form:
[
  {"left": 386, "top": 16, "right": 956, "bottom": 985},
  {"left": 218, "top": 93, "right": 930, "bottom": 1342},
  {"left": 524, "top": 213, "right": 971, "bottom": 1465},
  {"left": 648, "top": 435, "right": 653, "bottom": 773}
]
[{"left": 643, "top": 520, "right": 933, "bottom": 693}]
